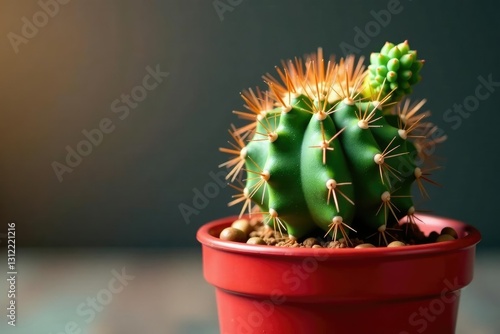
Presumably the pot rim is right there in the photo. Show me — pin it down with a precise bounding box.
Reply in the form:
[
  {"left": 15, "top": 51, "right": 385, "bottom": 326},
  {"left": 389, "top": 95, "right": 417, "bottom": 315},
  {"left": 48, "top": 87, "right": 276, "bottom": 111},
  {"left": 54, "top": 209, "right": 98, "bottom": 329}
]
[{"left": 197, "top": 213, "right": 481, "bottom": 259}]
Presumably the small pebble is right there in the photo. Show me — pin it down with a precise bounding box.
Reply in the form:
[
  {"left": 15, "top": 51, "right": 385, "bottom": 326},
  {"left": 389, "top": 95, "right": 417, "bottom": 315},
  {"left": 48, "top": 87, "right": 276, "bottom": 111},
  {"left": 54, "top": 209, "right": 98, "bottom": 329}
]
[
  {"left": 231, "top": 219, "right": 253, "bottom": 236},
  {"left": 312, "top": 244, "right": 323, "bottom": 248},
  {"left": 267, "top": 238, "right": 277, "bottom": 246},
  {"left": 436, "top": 234, "right": 455, "bottom": 242},
  {"left": 440, "top": 227, "right": 458, "bottom": 239},
  {"left": 303, "top": 237, "right": 319, "bottom": 248},
  {"left": 428, "top": 231, "right": 440, "bottom": 243},
  {"left": 326, "top": 241, "right": 340, "bottom": 248},
  {"left": 249, "top": 231, "right": 259, "bottom": 238},
  {"left": 387, "top": 241, "right": 406, "bottom": 247},
  {"left": 355, "top": 243, "right": 376, "bottom": 249},
  {"left": 247, "top": 237, "right": 266, "bottom": 245},
  {"left": 219, "top": 227, "right": 246, "bottom": 242}
]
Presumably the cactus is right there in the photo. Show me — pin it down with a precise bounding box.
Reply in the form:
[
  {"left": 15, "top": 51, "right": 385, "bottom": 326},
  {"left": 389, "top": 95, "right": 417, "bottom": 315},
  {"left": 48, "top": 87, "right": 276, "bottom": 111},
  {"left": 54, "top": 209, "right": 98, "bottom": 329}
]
[{"left": 220, "top": 41, "right": 444, "bottom": 244}]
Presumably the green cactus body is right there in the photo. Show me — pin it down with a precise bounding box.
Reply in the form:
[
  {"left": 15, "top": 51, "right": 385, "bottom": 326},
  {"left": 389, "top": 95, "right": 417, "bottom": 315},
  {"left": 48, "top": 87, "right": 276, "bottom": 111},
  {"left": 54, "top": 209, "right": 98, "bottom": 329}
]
[
  {"left": 221, "top": 41, "right": 441, "bottom": 243},
  {"left": 261, "top": 97, "right": 315, "bottom": 238},
  {"left": 301, "top": 111, "right": 354, "bottom": 235}
]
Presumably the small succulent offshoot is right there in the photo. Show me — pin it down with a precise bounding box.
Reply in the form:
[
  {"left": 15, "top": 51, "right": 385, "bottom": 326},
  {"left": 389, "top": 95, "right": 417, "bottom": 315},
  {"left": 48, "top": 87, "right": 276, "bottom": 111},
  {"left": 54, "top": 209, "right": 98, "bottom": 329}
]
[{"left": 219, "top": 41, "right": 450, "bottom": 247}]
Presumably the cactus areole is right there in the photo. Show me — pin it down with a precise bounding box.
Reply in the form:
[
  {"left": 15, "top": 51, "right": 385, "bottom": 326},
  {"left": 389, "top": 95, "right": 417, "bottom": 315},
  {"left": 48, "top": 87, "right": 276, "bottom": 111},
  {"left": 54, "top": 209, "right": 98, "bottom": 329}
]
[{"left": 220, "top": 41, "right": 445, "bottom": 244}]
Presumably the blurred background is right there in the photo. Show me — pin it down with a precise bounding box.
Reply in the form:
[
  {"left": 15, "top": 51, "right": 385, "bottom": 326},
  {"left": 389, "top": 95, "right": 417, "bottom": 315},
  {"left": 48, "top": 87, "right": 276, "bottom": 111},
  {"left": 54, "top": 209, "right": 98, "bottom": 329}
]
[{"left": 0, "top": 0, "right": 499, "bottom": 333}]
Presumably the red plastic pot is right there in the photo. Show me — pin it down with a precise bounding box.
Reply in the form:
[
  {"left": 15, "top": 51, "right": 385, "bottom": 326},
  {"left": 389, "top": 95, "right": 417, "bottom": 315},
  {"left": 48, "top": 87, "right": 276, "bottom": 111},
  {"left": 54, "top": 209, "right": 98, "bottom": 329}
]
[{"left": 197, "top": 214, "right": 480, "bottom": 334}]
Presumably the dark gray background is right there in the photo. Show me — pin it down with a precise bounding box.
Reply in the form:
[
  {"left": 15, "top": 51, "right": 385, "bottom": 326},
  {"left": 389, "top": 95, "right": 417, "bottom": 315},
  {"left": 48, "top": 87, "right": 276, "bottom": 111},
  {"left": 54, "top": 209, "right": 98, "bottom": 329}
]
[{"left": 1, "top": 0, "right": 499, "bottom": 248}]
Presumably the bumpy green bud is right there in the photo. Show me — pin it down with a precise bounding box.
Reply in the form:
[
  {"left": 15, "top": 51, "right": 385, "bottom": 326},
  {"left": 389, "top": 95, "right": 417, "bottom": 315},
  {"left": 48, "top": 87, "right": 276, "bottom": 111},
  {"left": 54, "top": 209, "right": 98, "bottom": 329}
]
[{"left": 365, "top": 40, "right": 424, "bottom": 103}]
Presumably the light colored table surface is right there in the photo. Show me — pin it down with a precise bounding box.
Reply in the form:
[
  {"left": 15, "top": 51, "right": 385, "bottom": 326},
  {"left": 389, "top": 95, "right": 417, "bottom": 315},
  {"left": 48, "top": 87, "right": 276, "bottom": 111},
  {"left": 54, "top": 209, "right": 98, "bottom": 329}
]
[{"left": 0, "top": 249, "right": 498, "bottom": 334}]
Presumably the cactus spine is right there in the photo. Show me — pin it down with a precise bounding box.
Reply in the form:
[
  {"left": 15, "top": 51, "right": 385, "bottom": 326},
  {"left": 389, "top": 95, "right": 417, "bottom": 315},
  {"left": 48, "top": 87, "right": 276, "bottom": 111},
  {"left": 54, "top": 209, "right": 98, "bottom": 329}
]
[{"left": 221, "top": 41, "right": 443, "bottom": 243}]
